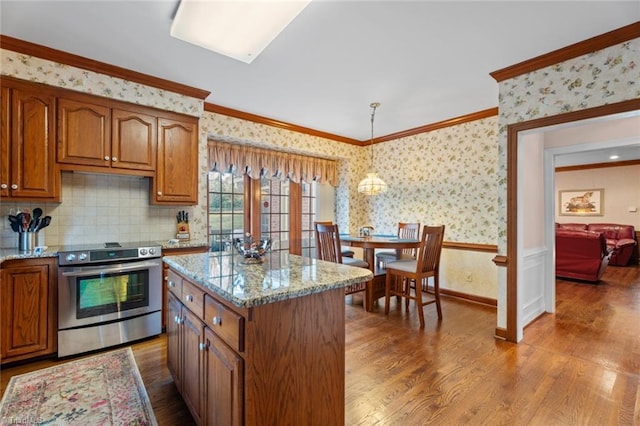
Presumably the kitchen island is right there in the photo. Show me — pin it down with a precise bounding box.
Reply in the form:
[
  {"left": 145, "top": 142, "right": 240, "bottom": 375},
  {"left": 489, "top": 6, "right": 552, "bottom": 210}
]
[{"left": 163, "top": 251, "right": 372, "bottom": 426}]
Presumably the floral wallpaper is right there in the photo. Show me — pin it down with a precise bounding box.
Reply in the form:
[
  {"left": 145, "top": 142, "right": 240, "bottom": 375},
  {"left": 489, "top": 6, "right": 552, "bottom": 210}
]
[
  {"left": 0, "top": 49, "right": 202, "bottom": 117},
  {"left": 495, "top": 39, "right": 640, "bottom": 254},
  {"left": 361, "top": 118, "right": 498, "bottom": 244}
]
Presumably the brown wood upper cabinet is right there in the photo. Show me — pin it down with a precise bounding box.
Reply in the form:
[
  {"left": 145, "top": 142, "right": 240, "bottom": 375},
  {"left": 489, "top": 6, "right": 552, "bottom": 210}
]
[
  {"left": 152, "top": 117, "right": 198, "bottom": 205},
  {"left": 0, "top": 80, "right": 60, "bottom": 201},
  {"left": 57, "top": 94, "right": 156, "bottom": 176}
]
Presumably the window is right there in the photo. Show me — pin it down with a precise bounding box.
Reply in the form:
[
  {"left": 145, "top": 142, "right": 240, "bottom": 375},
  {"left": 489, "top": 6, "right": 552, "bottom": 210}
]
[
  {"left": 208, "top": 172, "right": 318, "bottom": 256},
  {"left": 301, "top": 181, "right": 317, "bottom": 258},
  {"left": 260, "top": 177, "right": 290, "bottom": 254},
  {"left": 208, "top": 141, "right": 334, "bottom": 256},
  {"left": 208, "top": 172, "right": 245, "bottom": 251}
]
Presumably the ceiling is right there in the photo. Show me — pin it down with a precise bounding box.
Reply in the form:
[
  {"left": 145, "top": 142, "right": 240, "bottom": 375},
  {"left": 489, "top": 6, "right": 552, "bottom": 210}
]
[{"left": 1, "top": 1, "right": 639, "bottom": 142}]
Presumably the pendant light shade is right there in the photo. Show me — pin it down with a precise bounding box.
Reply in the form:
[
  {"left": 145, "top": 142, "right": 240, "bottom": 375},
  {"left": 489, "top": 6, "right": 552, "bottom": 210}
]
[
  {"left": 358, "top": 172, "right": 388, "bottom": 195},
  {"left": 357, "top": 102, "right": 388, "bottom": 196}
]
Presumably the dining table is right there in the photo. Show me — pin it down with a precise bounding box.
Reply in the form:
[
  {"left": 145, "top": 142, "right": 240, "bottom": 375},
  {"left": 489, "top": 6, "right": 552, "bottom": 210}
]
[{"left": 339, "top": 234, "right": 421, "bottom": 311}]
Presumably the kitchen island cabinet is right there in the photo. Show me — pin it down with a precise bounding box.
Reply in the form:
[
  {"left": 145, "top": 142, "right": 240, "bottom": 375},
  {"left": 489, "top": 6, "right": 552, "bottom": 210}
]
[
  {"left": 164, "top": 251, "right": 372, "bottom": 426},
  {"left": 162, "top": 243, "right": 209, "bottom": 331}
]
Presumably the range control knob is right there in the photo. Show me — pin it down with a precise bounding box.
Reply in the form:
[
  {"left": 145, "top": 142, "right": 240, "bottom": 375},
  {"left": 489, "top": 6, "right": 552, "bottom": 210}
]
[
  {"left": 65, "top": 254, "right": 77, "bottom": 263},
  {"left": 78, "top": 253, "right": 88, "bottom": 261},
  {"left": 148, "top": 248, "right": 156, "bottom": 255},
  {"left": 140, "top": 248, "right": 148, "bottom": 256}
]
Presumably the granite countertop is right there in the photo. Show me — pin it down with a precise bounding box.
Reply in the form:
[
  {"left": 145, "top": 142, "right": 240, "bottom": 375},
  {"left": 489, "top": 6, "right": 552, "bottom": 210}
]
[
  {"left": 164, "top": 251, "right": 373, "bottom": 309},
  {"left": 0, "top": 240, "right": 210, "bottom": 265}
]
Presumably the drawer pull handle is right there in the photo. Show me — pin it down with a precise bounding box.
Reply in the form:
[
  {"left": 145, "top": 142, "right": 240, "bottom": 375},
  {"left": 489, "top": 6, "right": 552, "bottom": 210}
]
[
  {"left": 212, "top": 316, "right": 221, "bottom": 326},
  {"left": 185, "top": 295, "right": 193, "bottom": 302}
]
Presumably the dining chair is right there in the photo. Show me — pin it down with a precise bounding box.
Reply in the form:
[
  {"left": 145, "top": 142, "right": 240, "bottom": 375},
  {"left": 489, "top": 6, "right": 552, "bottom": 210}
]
[
  {"left": 376, "top": 222, "right": 421, "bottom": 268},
  {"left": 314, "top": 221, "right": 355, "bottom": 258},
  {"left": 384, "top": 225, "right": 445, "bottom": 328},
  {"left": 315, "top": 222, "right": 370, "bottom": 308},
  {"left": 314, "top": 222, "right": 368, "bottom": 268}
]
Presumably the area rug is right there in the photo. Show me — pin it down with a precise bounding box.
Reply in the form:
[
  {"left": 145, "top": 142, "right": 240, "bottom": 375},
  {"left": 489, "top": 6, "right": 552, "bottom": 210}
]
[{"left": 0, "top": 347, "right": 157, "bottom": 426}]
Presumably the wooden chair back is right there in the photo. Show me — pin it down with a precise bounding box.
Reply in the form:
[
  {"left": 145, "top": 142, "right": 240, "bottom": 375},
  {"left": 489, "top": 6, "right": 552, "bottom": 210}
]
[
  {"left": 416, "top": 225, "right": 445, "bottom": 274},
  {"left": 398, "top": 222, "right": 421, "bottom": 256},
  {"left": 315, "top": 222, "right": 343, "bottom": 263}
]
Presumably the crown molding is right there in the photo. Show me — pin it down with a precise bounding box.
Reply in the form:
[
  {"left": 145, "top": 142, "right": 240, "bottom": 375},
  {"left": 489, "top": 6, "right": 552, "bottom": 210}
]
[
  {"left": 490, "top": 21, "right": 640, "bottom": 82},
  {"left": 555, "top": 159, "right": 640, "bottom": 172},
  {"left": 204, "top": 103, "right": 361, "bottom": 146},
  {"left": 0, "top": 35, "right": 498, "bottom": 144},
  {"left": 373, "top": 108, "right": 498, "bottom": 144},
  {"left": 0, "top": 35, "right": 210, "bottom": 100},
  {"left": 206, "top": 103, "right": 499, "bottom": 146}
]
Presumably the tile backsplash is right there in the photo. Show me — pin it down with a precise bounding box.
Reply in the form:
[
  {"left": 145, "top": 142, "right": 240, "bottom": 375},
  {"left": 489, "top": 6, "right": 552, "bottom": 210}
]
[{"left": 1, "top": 172, "right": 184, "bottom": 249}]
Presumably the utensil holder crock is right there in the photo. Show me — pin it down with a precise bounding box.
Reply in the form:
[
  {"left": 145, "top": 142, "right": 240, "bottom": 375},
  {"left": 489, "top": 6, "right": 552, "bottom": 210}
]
[{"left": 18, "top": 232, "right": 36, "bottom": 252}]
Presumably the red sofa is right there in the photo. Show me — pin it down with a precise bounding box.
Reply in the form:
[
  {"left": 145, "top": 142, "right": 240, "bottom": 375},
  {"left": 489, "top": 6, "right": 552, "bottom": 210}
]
[
  {"left": 555, "top": 228, "right": 610, "bottom": 282},
  {"left": 556, "top": 223, "right": 637, "bottom": 266}
]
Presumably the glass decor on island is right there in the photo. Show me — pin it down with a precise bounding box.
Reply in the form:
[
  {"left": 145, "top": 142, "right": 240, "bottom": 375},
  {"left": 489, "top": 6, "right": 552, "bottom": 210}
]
[{"left": 234, "top": 233, "right": 272, "bottom": 264}]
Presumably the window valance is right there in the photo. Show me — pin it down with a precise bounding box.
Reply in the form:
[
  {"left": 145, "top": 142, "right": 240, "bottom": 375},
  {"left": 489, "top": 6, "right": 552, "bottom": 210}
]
[{"left": 208, "top": 141, "right": 338, "bottom": 186}]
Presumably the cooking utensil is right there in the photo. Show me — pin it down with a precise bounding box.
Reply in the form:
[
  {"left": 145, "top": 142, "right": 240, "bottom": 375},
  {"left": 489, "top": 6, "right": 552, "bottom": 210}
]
[
  {"left": 29, "top": 207, "right": 43, "bottom": 231},
  {"left": 10, "top": 221, "right": 21, "bottom": 232},
  {"left": 36, "top": 216, "right": 51, "bottom": 231},
  {"left": 15, "top": 212, "right": 25, "bottom": 232}
]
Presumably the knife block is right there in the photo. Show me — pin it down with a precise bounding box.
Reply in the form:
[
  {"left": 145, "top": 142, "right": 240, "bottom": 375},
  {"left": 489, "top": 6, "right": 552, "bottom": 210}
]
[{"left": 176, "top": 221, "right": 190, "bottom": 240}]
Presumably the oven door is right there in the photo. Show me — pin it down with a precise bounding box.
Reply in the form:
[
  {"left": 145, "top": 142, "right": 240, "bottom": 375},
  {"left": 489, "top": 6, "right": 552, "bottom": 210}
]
[{"left": 58, "top": 258, "right": 162, "bottom": 330}]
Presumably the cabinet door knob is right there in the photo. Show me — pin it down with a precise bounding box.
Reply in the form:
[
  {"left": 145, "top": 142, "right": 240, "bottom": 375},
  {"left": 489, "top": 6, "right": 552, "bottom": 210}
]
[
  {"left": 112, "top": 156, "right": 118, "bottom": 162},
  {"left": 11, "top": 184, "right": 18, "bottom": 190},
  {"left": 174, "top": 315, "right": 179, "bottom": 324},
  {"left": 185, "top": 294, "right": 193, "bottom": 302},
  {"left": 157, "top": 191, "right": 162, "bottom": 196},
  {"left": 104, "top": 156, "right": 110, "bottom": 161},
  {"left": 0, "top": 184, "right": 7, "bottom": 189},
  {"left": 212, "top": 316, "right": 221, "bottom": 326},
  {"left": 168, "top": 280, "right": 175, "bottom": 288},
  {"left": 199, "top": 342, "right": 208, "bottom": 351}
]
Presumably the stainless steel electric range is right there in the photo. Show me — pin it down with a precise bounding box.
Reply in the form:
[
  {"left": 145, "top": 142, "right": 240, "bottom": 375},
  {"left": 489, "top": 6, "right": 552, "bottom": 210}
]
[{"left": 57, "top": 242, "right": 163, "bottom": 357}]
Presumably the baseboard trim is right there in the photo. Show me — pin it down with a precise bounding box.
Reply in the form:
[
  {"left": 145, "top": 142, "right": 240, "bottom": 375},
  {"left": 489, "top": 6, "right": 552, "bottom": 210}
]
[
  {"left": 422, "top": 285, "right": 497, "bottom": 307},
  {"left": 440, "top": 288, "right": 497, "bottom": 307},
  {"left": 494, "top": 327, "right": 507, "bottom": 340}
]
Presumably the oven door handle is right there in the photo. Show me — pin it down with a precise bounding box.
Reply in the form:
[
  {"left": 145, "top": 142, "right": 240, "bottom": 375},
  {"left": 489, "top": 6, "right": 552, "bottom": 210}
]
[{"left": 61, "top": 260, "right": 161, "bottom": 277}]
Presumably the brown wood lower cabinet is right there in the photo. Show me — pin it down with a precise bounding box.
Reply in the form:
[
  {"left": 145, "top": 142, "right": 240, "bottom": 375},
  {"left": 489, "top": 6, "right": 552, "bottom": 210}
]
[
  {"left": 0, "top": 258, "right": 57, "bottom": 364},
  {"left": 162, "top": 245, "right": 209, "bottom": 331},
  {"left": 167, "top": 270, "right": 242, "bottom": 426},
  {"left": 204, "top": 327, "right": 243, "bottom": 426},
  {"left": 166, "top": 266, "right": 345, "bottom": 425}
]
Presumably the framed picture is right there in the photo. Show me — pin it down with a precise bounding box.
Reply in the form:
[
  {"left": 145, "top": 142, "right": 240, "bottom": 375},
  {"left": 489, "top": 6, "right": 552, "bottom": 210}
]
[{"left": 559, "top": 189, "right": 604, "bottom": 216}]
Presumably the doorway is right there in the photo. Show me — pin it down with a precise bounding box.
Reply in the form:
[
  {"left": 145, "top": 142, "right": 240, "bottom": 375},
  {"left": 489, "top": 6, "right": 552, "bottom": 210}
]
[{"left": 506, "top": 98, "right": 640, "bottom": 342}]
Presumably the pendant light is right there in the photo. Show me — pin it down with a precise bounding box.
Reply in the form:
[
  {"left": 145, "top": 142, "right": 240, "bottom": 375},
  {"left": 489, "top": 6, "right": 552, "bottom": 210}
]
[{"left": 357, "top": 102, "right": 388, "bottom": 196}]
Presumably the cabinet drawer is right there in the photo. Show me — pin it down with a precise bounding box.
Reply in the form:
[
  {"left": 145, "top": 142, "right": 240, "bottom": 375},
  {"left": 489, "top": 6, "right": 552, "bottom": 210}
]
[
  {"left": 166, "top": 269, "right": 183, "bottom": 298},
  {"left": 182, "top": 279, "right": 205, "bottom": 319},
  {"left": 204, "top": 295, "right": 244, "bottom": 353}
]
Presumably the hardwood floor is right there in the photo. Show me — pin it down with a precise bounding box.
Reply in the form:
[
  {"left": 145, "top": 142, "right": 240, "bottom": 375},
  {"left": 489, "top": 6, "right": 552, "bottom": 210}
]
[{"left": 1, "top": 265, "right": 638, "bottom": 425}]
